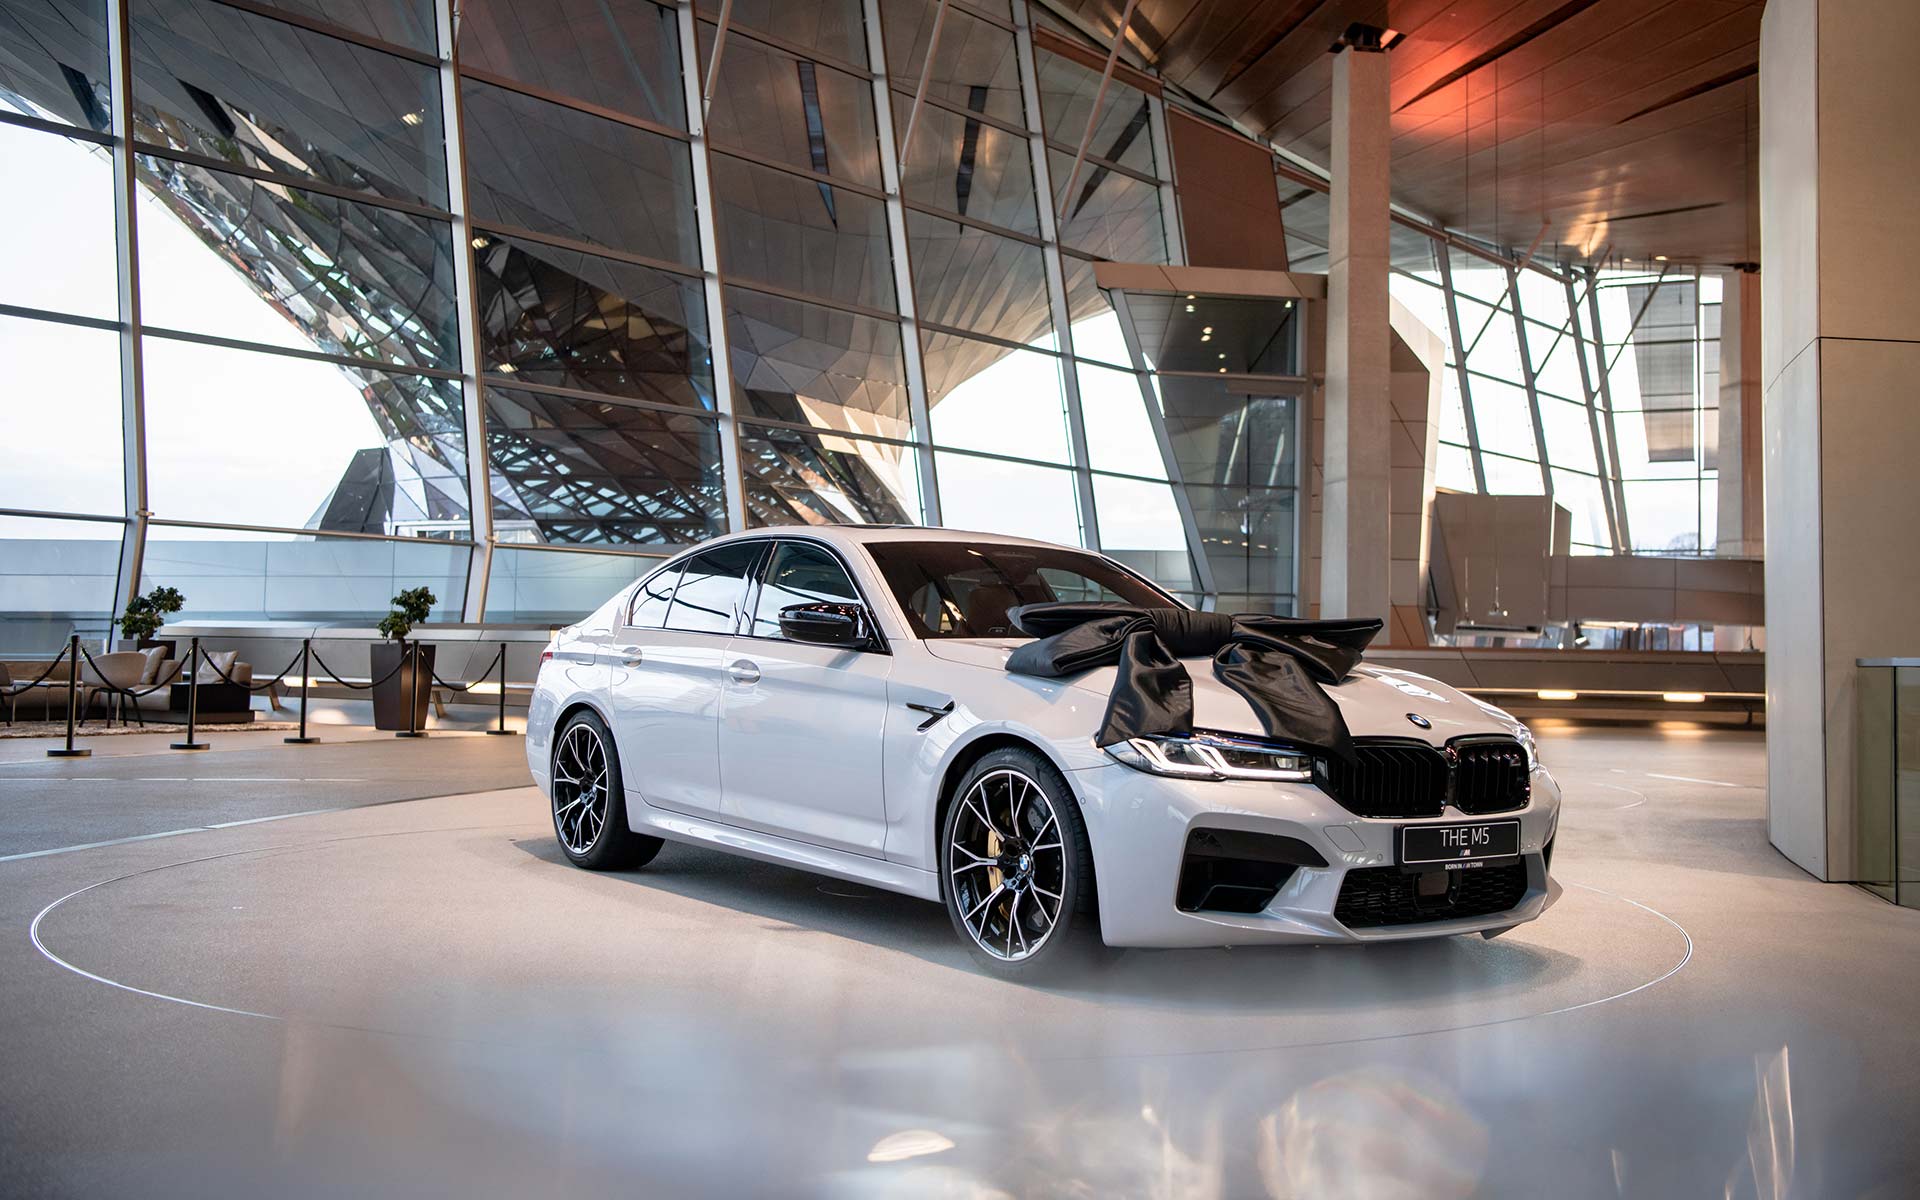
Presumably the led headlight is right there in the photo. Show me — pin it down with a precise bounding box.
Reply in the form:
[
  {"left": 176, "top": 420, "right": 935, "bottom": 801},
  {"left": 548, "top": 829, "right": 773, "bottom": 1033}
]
[
  {"left": 1515, "top": 723, "right": 1540, "bottom": 771},
  {"left": 1103, "top": 731, "right": 1312, "bottom": 781}
]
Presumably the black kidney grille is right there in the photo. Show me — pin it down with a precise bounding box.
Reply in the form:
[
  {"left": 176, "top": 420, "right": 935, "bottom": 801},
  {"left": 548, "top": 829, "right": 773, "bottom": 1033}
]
[
  {"left": 1323, "top": 736, "right": 1530, "bottom": 818},
  {"left": 1335, "top": 861, "right": 1531, "bottom": 929},
  {"left": 1451, "top": 739, "right": 1531, "bottom": 814},
  {"left": 1324, "top": 741, "right": 1449, "bottom": 818}
]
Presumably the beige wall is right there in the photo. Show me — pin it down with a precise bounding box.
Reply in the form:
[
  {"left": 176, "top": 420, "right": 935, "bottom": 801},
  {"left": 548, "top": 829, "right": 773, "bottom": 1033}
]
[{"left": 1759, "top": 0, "right": 1920, "bottom": 880}]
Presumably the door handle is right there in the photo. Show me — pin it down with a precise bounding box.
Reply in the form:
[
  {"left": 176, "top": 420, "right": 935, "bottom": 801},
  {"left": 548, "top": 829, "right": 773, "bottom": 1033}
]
[
  {"left": 616, "top": 646, "right": 644, "bottom": 667},
  {"left": 727, "top": 659, "right": 761, "bottom": 685}
]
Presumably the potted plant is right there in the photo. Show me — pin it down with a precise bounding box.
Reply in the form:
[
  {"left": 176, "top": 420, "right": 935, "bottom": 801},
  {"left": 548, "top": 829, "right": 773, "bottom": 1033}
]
[
  {"left": 371, "top": 586, "right": 437, "bottom": 731},
  {"left": 115, "top": 585, "right": 185, "bottom": 656}
]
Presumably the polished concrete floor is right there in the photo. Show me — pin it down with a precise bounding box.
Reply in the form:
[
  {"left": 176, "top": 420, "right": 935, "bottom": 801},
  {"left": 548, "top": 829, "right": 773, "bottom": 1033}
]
[{"left": 1, "top": 722, "right": 1916, "bottom": 1198}]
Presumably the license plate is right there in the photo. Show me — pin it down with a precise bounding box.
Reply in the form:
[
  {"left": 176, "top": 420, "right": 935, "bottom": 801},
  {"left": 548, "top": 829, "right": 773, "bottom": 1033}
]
[{"left": 1400, "top": 820, "right": 1520, "bottom": 871}]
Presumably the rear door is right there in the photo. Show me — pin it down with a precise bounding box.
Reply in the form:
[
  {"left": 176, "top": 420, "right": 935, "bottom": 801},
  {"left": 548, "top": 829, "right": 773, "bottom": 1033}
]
[
  {"left": 608, "top": 542, "right": 766, "bottom": 819},
  {"left": 716, "top": 540, "right": 893, "bottom": 856}
]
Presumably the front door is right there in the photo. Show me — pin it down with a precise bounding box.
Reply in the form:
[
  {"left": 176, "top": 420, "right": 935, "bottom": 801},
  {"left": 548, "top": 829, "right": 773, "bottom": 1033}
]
[
  {"left": 609, "top": 542, "right": 765, "bottom": 819},
  {"left": 717, "top": 540, "right": 892, "bottom": 856}
]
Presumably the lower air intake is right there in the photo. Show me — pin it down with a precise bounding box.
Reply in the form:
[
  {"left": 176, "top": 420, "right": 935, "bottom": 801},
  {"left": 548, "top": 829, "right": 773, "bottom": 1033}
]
[{"left": 1333, "top": 861, "right": 1530, "bottom": 929}]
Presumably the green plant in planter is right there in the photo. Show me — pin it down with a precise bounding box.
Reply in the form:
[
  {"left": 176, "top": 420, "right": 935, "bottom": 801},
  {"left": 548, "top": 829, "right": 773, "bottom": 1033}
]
[
  {"left": 115, "top": 585, "right": 186, "bottom": 643},
  {"left": 378, "top": 587, "right": 437, "bottom": 641}
]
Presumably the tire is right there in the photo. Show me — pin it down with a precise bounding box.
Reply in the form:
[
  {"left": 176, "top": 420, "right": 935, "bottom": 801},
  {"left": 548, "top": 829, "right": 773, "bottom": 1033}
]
[
  {"left": 550, "top": 709, "right": 663, "bottom": 871},
  {"left": 940, "top": 746, "right": 1100, "bottom": 980}
]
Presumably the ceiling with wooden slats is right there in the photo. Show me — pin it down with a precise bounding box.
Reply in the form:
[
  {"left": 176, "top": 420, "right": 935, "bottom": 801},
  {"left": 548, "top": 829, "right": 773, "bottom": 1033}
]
[{"left": 1046, "top": 0, "right": 1762, "bottom": 266}]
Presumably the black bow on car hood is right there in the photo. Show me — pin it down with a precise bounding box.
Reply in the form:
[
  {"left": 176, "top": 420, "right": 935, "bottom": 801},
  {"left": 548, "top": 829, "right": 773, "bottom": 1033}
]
[{"left": 1003, "top": 603, "right": 1383, "bottom": 760}]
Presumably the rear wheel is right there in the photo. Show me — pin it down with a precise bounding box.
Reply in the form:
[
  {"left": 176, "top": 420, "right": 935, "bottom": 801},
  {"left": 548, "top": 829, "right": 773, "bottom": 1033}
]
[
  {"left": 940, "top": 746, "right": 1099, "bottom": 979},
  {"left": 551, "top": 710, "right": 662, "bottom": 871}
]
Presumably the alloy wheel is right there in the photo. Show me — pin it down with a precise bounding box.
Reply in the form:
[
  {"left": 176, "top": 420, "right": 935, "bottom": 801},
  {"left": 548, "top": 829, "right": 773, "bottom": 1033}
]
[
  {"left": 948, "top": 768, "right": 1067, "bottom": 961},
  {"left": 553, "top": 722, "right": 609, "bottom": 855}
]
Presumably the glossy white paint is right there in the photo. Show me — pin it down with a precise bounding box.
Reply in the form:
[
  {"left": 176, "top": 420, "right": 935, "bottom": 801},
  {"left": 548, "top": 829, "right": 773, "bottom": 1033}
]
[{"left": 529, "top": 526, "right": 1562, "bottom": 946}]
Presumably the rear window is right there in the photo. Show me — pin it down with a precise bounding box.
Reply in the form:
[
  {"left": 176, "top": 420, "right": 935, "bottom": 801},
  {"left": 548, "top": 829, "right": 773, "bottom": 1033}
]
[{"left": 866, "top": 541, "right": 1169, "bottom": 638}]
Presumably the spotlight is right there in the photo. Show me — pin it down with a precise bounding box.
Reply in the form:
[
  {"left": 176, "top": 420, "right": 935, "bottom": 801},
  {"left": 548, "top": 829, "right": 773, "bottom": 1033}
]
[
  {"left": 1184, "top": 304, "right": 1195, "bottom": 313},
  {"left": 471, "top": 235, "right": 490, "bottom": 249},
  {"left": 401, "top": 111, "right": 423, "bottom": 126},
  {"left": 496, "top": 363, "right": 518, "bottom": 374},
  {"left": 1185, "top": 293, "right": 1196, "bottom": 300},
  {"left": 1217, "top": 352, "right": 1225, "bottom": 359},
  {"left": 1217, "top": 366, "right": 1226, "bottom": 373},
  {"left": 1202, "top": 326, "right": 1213, "bottom": 334},
  {"left": 1653, "top": 254, "right": 1668, "bottom": 262},
  {"left": 1200, "top": 334, "right": 1211, "bottom": 342}
]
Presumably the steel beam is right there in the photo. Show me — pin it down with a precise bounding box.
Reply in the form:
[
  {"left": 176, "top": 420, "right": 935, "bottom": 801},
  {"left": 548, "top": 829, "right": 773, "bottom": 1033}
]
[
  {"left": 1435, "top": 247, "right": 1488, "bottom": 492},
  {"left": 863, "top": 0, "right": 941, "bottom": 523},
  {"left": 1505, "top": 265, "right": 1555, "bottom": 498},
  {"left": 1056, "top": 0, "right": 1140, "bottom": 221},
  {"left": 896, "top": 0, "right": 951, "bottom": 168},
  {"left": 1584, "top": 267, "right": 1633, "bottom": 550},
  {"left": 1564, "top": 274, "right": 1622, "bottom": 551},
  {"left": 104, "top": 0, "right": 148, "bottom": 622}
]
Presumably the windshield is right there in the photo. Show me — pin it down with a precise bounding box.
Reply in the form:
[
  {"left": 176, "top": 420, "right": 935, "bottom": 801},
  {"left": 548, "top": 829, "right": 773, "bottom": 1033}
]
[{"left": 866, "top": 541, "right": 1174, "bottom": 639}]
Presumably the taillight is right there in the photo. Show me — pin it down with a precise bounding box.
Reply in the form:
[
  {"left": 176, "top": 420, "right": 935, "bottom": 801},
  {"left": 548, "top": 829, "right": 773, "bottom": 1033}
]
[{"left": 539, "top": 649, "right": 554, "bottom": 667}]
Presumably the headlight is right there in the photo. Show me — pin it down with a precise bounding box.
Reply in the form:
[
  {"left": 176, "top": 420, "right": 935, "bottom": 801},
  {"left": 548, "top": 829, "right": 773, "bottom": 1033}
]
[
  {"left": 1103, "top": 731, "right": 1312, "bottom": 781},
  {"left": 1515, "top": 723, "right": 1540, "bottom": 770}
]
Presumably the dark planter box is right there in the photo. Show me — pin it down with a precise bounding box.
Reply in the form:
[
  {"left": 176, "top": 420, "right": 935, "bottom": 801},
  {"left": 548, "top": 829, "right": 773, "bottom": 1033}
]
[{"left": 371, "top": 641, "right": 435, "bottom": 731}]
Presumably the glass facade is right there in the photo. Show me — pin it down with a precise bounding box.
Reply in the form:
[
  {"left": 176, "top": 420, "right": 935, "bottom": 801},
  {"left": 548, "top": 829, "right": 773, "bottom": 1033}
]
[{"left": 0, "top": 0, "right": 1735, "bottom": 645}]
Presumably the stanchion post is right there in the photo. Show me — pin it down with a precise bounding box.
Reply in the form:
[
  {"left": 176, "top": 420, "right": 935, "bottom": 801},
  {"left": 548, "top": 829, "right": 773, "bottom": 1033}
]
[
  {"left": 487, "top": 641, "right": 515, "bottom": 735},
  {"left": 47, "top": 634, "right": 90, "bottom": 758},
  {"left": 286, "top": 638, "right": 319, "bottom": 744},
  {"left": 395, "top": 637, "right": 426, "bottom": 738},
  {"left": 170, "top": 636, "right": 209, "bottom": 751}
]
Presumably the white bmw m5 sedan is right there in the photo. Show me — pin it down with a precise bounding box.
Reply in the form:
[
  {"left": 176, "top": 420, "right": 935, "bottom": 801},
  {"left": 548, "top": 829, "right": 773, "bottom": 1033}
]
[{"left": 528, "top": 526, "right": 1561, "bottom": 977}]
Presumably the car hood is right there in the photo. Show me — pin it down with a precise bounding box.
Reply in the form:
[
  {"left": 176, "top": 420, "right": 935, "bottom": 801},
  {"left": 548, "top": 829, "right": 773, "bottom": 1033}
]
[{"left": 923, "top": 638, "right": 1525, "bottom": 745}]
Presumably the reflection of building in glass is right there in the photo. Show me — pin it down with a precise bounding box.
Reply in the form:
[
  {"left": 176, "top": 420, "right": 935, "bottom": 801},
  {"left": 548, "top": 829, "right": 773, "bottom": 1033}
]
[{"left": 0, "top": 0, "right": 1735, "bottom": 646}]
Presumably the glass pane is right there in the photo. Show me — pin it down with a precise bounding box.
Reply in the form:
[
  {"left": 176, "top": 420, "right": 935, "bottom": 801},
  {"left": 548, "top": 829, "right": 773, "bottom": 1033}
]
[
  {"left": 882, "top": 0, "right": 1022, "bottom": 125},
  {"left": 664, "top": 541, "right": 762, "bottom": 634},
  {"left": 1034, "top": 50, "right": 1153, "bottom": 175},
  {"left": 748, "top": 541, "right": 859, "bottom": 638},
  {"left": 1050, "top": 149, "right": 1162, "bottom": 262},
  {"left": 0, "top": 514, "right": 122, "bottom": 655},
  {"left": 462, "top": 79, "right": 699, "bottom": 267},
  {"left": 1059, "top": 255, "right": 1127, "bottom": 366},
  {"left": 894, "top": 99, "right": 1038, "bottom": 235},
  {"left": 136, "top": 154, "right": 458, "bottom": 370},
  {"left": 1182, "top": 483, "right": 1292, "bottom": 594},
  {"left": 486, "top": 545, "right": 658, "bottom": 623},
  {"left": 866, "top": 539, "right": 1168, "bottom": 638},
  {"left": 144, "top": 529, "right": 470, "bottom": 623},
  {"left": 0, "top": 123, "right": 114, "bottom": 319},
  {"left": 1550, "top": 468, "right": 1611, "bottom": 550},
  {"left": 0, "top": 0, "right": 110, "bottom": 130},
  {"left": 1093, "top": 474, "right": 1191, "bottom": 593},
  {"left": 1539, "top": 395, "right": 1598, "bottom": 474},
  {"left": 487, "top": 388, "right": 725, "bottom": 547},
  {"left": 1278, "top": 185, "right": 1327, "bottom": 272},
  {"left": 143, "top": 337, "right": 470, "bottom": 534},
  {"left": 721, "top": 0, "right": 866, "bottom": 67},
  {"left": 1623, "top": 478, "right": 1704, "bottom": 553},
  {"left": 477, "top": 234, "right": 713, "bottom": 408},
  {"left": 132, "top": 0, "right": 447, "bottom": 207},
  {"left": 711, "top": 153, "right": 895, "bottom": 310},
  {"left": 906, "top": 210, "right": 1051, "bottom": 345},
  {"left": 1465, "top": 375, "right": 1539, "bottom": 461},
  {"left": 921, "top": 331, "right": 1070, "bottom": 465},
  {"left": 0, "top": 314, "right": 122, "bottom": 514},
  {"left": 1482, "top": 450, "right": 1544, "bottom": 495},
  {"left": 272, "top": 0, "right": 434, "bottom": 52},
  {"left": 739, "top": 423, "right": 921, "bottom": 526},
  {"left": 1154, "top": 377, "right": 1295, "bottom": 489},
  {"left": 1436, "top": 442, "right": 1477, "bottom": 492},
  {"left": 626, "top": 561, "right": 681, "bottom": 628},
  {"left": 457, "top": 0, "right": 684, "bottom": 129},
  {"left": 725, "top": 286, "right": 911, "bottom": 440},
  {"left": 703, "top": 22, "right": 881, "bottom": 189},
  {"left": 1076, "top": 361, "right": 1164, "bottom": 478},
  {"left": 932, "top": 450, "right": 1082, "bottom": 547}
]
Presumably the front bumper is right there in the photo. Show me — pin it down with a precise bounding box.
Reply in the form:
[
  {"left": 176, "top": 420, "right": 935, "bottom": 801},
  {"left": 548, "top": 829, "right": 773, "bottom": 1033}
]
[{"left": 1072, "top": 761, "right": 1563, "bottom": 948}]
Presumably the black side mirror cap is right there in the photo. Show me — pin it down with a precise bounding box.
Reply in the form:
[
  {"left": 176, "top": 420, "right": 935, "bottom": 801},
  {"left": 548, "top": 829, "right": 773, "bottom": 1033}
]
[{"left": 778, "top": 602, "right": 872, "bottom": 647}]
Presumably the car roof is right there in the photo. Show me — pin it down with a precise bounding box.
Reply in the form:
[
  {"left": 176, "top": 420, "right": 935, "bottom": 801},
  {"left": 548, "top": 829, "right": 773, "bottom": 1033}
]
[{"left": 691, "top": 524, "right": 1086, "bottom": 555}]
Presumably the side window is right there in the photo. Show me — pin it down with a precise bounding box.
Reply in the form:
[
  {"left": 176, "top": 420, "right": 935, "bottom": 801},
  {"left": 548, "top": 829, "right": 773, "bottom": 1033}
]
[
  {"left": 664, "top": 543, "right": 763, "bottom": 635},
  {"left": 626, "top": 564, "right": 683, "bottom": 629},
  {"left": 751, "top": 542, "right": 860, "bottom": 639}
]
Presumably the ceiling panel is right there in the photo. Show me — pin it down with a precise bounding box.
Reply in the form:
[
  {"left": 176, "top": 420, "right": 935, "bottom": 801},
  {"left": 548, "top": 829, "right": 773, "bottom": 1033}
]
[{"left": 1045, "top": 0, "right": 1762, "bottom": 264}]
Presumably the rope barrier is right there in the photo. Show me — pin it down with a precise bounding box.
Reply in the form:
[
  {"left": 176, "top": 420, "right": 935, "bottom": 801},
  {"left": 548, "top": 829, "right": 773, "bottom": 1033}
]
[{"left": 31, "top": 634, "right": 528, "bottom": 752}]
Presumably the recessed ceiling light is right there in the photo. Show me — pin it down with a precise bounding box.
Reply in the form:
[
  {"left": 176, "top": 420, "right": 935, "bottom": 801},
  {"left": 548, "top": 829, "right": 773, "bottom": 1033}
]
[
  {"left": 1185, "top": 293, "right": 1196, "bottom": 300},
  {"left": 1537, "top": 689, "right": 1578, "bottom": 701},
  {"left": 1217, "top": 352, "right": 1225, "bottom": 359},
  {"left": 496, "top": 363, "right": 517, "bottom": 373},
  {"left": 471, "top": 236, "right": 489, "bottom": 249},
  {"left": 1200, "top": 334, "right": 1211, "bottom": 342},
  {"left": 401, "top": 111, "right": 423, "bottom": 126},
  {"left": 1653, "top": 254, "right": 1668, "bottom": 262},
  {"left": 1202, "top": 326, "right": 1213, "bottom": 334},
  {"left": 1217, "top": 366, "right": 1226, "bottom": 373},
  {"left": 1662, "top": 691, "right": 1706, "bottom": 703},
  {"left": 1184, "top": 304, "right": 1195, "bottom": 313}
]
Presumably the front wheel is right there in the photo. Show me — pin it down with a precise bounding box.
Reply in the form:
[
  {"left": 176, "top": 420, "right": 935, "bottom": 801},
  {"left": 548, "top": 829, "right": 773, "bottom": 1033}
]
[
  {"left": 940, "top": 747, "right": 1099, "bottom": 979},
  {"left": 550, "top": 710, "right": 663, "bottom": 871}
]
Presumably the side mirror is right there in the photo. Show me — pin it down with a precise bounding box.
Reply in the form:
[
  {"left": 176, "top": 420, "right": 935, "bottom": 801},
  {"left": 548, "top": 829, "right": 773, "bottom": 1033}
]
[{"left": 778, "top": 602, "right": 872, "bottom": 647}]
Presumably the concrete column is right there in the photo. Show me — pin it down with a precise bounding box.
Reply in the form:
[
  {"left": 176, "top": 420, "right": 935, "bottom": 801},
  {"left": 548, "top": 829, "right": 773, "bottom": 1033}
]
[
  {"left": 1318, "top": 43, "right": 1392, "bottom": 625},
  {"left": 1715, "top": 268, "right": 1763, "bottom": 558},
  {"left": 1760, "top": 0, "right": 1920, "bottom": 880}
]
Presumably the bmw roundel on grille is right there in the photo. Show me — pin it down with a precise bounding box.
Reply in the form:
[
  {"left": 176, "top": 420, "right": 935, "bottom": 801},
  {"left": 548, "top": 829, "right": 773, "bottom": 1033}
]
[{"left": 1405, "top": 712, "right": 1432, "bottom": 729}]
